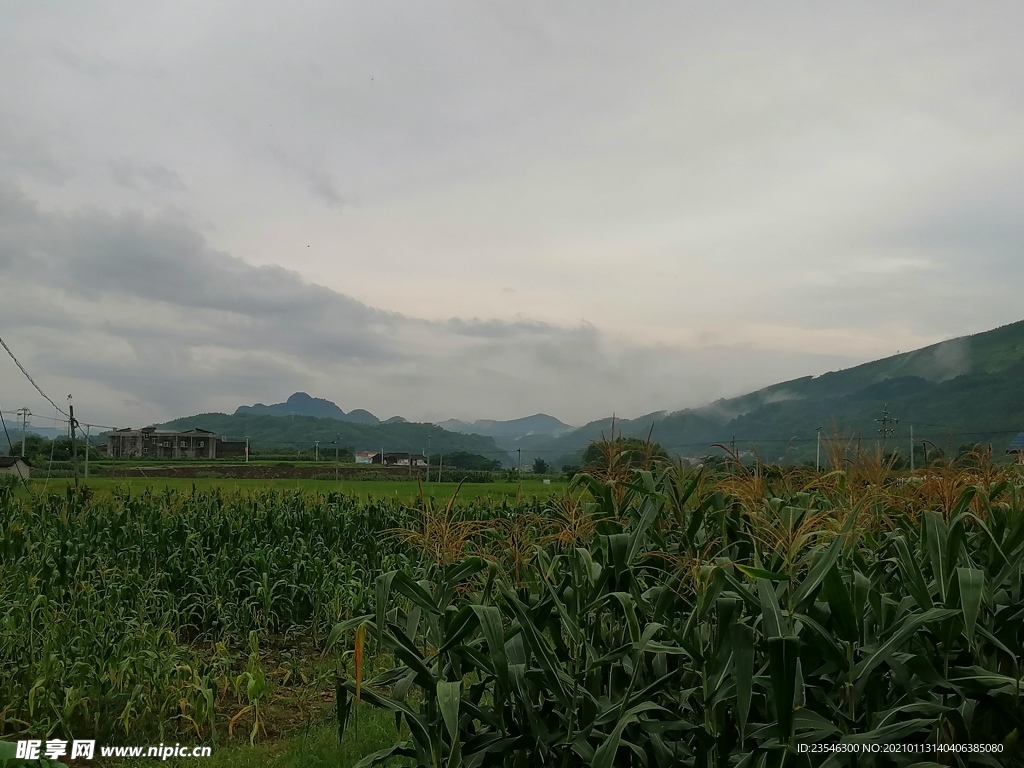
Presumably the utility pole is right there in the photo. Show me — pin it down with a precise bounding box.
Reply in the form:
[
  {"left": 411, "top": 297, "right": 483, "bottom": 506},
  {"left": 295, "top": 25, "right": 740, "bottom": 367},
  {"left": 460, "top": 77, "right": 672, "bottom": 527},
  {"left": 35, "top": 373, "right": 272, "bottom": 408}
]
[
  {"left": 426, "top": 431, "right": 431, "bottom": 483},
  {"left": 68, "top": 396, "right": 79, "bottom": 487},
  {"left": 517, "top": 448, "right": 521, "bottom": 474},
  {"left": 314, "top": 440, "right": 319, "bottom": 462},
  {"left": 84, "top": 424, "right": 90, "bottom": 480},
  {"left": 816, "top": 426, "right": 822, "bottom": 472},
  {"left": 17, "top": 407, "right": 30, "bottom": 457},
  {"left": 875, "top": 403, "right": 898, "bottom": 456},
  {"left": 438, "top": 452, "right": 443, "bottom": 481},
  {"left": 909, "top": 425, "right": 914, "bottom": 472},
  {"left": 245, "top": 437, "right": 249, "bottom": 463}
]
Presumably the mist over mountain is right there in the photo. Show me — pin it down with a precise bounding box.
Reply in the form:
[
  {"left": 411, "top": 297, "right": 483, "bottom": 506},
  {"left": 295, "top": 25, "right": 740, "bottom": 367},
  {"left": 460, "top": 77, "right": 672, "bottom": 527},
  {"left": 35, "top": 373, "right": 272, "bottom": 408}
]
[
  {"left": 228, "top": 394, "right": 578, "bottom": 452},
  {"left": 437, "top": 413, "right": 575, "bottom": 444},
  {"left": 527, "top": 319, "right": 1024, "bottom": 464},
  {"left": 173, "top": 318, "right": 1024, "bottom": 467}
]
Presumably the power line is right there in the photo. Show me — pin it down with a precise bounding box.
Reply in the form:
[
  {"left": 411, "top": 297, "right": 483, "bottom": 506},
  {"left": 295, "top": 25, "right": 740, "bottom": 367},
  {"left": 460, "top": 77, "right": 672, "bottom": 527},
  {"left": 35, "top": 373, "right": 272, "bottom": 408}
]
[
  {"left": 0, "top": 335, "right": 69, "bottom": 417},
  {"left": 1, "top": 410, "right": 69, "bottom": 424}
]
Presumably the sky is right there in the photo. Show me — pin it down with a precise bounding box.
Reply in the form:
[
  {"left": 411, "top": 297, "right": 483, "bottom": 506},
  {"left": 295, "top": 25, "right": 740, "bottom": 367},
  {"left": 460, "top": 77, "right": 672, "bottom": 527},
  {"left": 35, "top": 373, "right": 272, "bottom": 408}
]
[{"left": 2, "top": 2, "right": 1024, "bottom": 430}]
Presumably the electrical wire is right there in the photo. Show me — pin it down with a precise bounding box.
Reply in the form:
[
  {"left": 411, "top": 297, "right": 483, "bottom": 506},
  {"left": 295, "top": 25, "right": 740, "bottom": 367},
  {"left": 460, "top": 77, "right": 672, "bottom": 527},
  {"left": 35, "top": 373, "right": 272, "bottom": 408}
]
[
  {"left": 2, "top": 325, "right": 1019, "bottom": 463},
  {"left": 0, "top": 335, "right": 69, "bottom": 417}
]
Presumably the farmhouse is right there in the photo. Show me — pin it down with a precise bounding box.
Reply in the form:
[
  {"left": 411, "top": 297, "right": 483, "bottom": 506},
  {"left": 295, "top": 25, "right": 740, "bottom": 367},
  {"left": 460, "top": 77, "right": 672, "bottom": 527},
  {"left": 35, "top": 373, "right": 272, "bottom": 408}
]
[
  {"left": 370, "top": 452, "right": 427, "bottom": 467},
  {"left": 0, "top": 457, "right": 31, "bottom": 479},
  {"left": 354, "top": 451, "right": 376, "bottom": 464},
  {"left": 107, "top": 427, "right": 247, "bottom": 459}
]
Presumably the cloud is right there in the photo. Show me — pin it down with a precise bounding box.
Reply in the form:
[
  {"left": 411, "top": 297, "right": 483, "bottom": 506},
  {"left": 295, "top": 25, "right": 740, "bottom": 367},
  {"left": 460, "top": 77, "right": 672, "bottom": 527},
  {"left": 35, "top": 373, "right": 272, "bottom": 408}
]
[
  {"left": 0, "top": 183, "right": 865, "bottom": 426},
  {"left": 0, "top": 117, "right": 72, "bottom": 184},
  {"left": 108, "top": 160, "right": 187, "bottom": 192},
  {"left": 306, "top": 171, "right": 346, "bottom": 207},
  {"left": 3, "top": 4, "right": 1024, "bottom": 427}
]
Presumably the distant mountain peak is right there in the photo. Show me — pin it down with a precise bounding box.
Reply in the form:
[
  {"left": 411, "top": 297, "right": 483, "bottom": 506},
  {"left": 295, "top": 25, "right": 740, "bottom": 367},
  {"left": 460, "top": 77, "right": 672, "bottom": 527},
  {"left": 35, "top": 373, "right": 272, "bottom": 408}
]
[
  {"left": 436, "top": 413, "right": 575, "bottom": 443},
  {"left": 235, "top": 393, "right": 379, "bottom": 424}
]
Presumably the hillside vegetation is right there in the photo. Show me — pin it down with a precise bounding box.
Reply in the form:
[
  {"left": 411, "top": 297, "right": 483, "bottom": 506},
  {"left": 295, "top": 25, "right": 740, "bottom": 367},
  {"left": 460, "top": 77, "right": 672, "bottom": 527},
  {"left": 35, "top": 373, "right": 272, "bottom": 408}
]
[
  {"left": 536, "top": 319, "right": 1024, "bottom": 461},
  {"left": 157, "top": 412, "right": 511, "bottom": 464},
  {"left": 235, "top": 392, "right": 382, "bottom": 425}
]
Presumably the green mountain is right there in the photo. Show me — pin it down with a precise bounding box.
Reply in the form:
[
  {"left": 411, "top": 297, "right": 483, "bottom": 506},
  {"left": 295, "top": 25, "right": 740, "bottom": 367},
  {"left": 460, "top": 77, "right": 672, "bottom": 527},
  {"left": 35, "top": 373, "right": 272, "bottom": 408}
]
[
  {"left": 156, "top": 412, "right": 512, "bottom": 464},
  {"left": 534, "top": 319, "right": 1024, "bottom": 463},
  {"left": 235, "top": 392, "right": 380, "bottom": 424}
]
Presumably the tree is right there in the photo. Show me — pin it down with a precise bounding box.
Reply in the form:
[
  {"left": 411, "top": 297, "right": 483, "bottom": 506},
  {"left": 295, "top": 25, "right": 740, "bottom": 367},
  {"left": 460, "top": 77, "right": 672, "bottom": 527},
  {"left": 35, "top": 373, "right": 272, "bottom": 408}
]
[{"left": 532, "top": 457, "right": 550, "bottom": 475}]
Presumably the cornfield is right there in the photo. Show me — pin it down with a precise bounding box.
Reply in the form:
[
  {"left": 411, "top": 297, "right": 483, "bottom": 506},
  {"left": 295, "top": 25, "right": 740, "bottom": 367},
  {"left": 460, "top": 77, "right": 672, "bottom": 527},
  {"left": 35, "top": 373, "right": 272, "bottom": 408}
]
[
  {"left": 4, "top": 452, "right": 1024, "bottom": 766},
  {"left": 332, "top": 456, "right": 1024, "bottom": 767},
  {"left": 0, "top": 484, "right": 553, "bottom": 744},
  {"left": 0, "top": 486, "right": 419, "bottom": 741}
]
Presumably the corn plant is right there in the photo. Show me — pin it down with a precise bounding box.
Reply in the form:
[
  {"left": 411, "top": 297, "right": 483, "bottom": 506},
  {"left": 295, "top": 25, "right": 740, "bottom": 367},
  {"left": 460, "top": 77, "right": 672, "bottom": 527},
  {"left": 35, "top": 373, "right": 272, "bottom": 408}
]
[
  {"left": 332, "top": 465, "right": 1024, "bottom": 767},
  {"left": 0, "top": 486, "right": 417, "bottom": 740}
]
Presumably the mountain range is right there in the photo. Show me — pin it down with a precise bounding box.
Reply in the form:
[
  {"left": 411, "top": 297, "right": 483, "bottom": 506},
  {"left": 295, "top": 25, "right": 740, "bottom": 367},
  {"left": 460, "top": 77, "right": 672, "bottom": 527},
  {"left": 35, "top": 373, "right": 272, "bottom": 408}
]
[
  {"left": 530, "top": 319, "right": 1024, "bottom": 464},
  {"left": 159, "top": 411, "right": 512, "bottom": 464},
  {"left": 437, "top": 414, "right": 575, "bottom": 445},
  {"left": 156, "top": 317, "right": 1024, "bottom": 467}
]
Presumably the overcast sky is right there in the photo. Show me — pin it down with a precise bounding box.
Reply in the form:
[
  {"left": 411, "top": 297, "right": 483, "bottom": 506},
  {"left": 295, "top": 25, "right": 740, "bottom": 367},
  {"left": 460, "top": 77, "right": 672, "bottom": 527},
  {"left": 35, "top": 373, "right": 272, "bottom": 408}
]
[{"left": 2, "top": 2, "right": 1023, "bottom": 430}]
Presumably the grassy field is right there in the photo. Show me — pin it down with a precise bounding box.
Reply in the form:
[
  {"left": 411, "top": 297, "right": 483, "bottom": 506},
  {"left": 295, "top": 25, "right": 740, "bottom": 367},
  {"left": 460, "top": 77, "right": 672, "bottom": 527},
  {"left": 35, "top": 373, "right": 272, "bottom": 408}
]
[{"left": 20, "top": 476, "right": 567, "bottom": 502}]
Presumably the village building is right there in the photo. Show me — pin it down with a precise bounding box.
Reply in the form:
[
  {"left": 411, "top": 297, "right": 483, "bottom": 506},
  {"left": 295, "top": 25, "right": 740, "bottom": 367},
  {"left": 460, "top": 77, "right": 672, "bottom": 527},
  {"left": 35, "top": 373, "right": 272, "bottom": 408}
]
[
  {"left": 106, "top": 427, "right": 247, "bottom": 459},
  {"left": 370, "top": 452, "right": 427, "bottom": 467}
]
